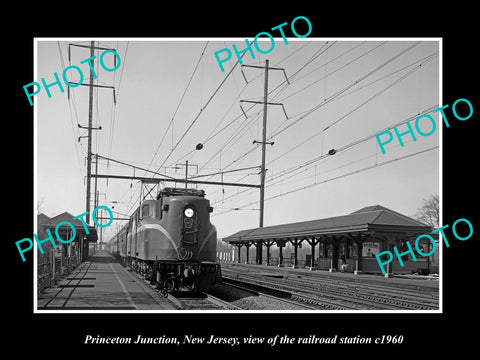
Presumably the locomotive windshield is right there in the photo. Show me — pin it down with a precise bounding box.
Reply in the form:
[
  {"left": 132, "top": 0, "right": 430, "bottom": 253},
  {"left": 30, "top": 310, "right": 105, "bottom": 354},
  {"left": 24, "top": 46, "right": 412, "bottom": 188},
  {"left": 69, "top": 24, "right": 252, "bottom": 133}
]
[{"left": 142, "top": 204, "right": 152, "bottom": 218}]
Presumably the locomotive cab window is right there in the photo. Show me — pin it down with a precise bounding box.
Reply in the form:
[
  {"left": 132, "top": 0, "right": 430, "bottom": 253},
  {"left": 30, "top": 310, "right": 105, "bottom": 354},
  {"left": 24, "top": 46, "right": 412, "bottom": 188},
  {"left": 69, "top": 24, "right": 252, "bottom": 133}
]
[
  {"left": 142, "top": 204, "right": 151, "bottom": 218},
  {"left": 133, "top": 209, "right": 139, "bottom": 227}
]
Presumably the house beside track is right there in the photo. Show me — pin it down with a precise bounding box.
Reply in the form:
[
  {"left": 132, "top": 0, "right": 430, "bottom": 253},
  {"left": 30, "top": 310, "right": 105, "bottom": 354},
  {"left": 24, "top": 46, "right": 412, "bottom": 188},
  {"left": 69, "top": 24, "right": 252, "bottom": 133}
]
[{"left": 36, "top": 212, "right": 97, "bottom": 293}]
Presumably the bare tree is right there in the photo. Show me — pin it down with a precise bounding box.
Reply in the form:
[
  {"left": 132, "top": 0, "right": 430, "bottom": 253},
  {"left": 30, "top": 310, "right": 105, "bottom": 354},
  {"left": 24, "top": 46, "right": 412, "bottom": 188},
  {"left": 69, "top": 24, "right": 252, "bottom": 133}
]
[
  {"left": 413, "top": 193, "right": 439, "bottom": 229},
  {"left": 217, "top": 238, "right": 233, "bottom": 252},
  {"left": 37, "top": 199, "right": 45, "bottom": 214}
]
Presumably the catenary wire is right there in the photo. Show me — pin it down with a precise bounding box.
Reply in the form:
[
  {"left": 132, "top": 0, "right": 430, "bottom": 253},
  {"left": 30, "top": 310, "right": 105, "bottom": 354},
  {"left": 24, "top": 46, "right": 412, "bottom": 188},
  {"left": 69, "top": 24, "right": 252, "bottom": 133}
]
[
  {"left": 212, "top": 145, "right": 439, "bottom": 217},
  {"left": 144, "top": 41, "right": 209, "bottom": 176}
]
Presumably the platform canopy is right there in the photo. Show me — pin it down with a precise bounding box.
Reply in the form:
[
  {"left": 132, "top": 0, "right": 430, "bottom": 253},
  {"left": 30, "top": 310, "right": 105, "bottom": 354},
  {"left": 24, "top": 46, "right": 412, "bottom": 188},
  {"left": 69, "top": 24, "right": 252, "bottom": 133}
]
[
  {"left": 42, "top": 211, "right": 98, "bottom": 243},
  {"left": 223, "top": 205, "right": 431, "bottom": 243}
]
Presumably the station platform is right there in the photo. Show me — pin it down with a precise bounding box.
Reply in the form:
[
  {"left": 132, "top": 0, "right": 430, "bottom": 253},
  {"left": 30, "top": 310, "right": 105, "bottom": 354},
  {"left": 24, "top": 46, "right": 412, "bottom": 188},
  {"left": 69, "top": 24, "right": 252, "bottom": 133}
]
[
  {"left": 221, "top": 262, "right": 439, "bottom": 293},
  {"left": 37, "top": 251, "right": 177, "bottom": 311}
]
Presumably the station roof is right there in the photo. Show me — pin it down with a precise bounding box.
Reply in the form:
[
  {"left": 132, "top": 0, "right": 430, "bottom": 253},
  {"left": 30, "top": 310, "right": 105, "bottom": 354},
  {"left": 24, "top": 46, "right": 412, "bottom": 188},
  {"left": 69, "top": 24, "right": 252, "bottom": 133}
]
[
  {"left": 42, "top": 212, "right": 98, "bottom": 242},
  {"left": 37, "top": 213, "right": 51, "bottom": 226},
  {"left": 223, "top": 205, "right": 431, "bottom": 243}
]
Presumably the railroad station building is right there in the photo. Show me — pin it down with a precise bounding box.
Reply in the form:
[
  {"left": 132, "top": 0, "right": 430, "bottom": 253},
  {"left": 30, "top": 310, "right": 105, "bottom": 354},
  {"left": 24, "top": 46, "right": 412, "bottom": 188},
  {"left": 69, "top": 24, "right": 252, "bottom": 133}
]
[{"left": 223, "top": 205, "right": 438, "bottom": 275}]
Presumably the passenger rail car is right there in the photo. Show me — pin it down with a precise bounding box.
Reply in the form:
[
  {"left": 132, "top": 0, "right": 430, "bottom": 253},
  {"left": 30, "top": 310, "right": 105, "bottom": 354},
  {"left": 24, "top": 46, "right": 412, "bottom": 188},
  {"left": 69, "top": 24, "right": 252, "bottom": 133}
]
[{"left": 107, "top": 188, "right": 221, "bottom": 294}]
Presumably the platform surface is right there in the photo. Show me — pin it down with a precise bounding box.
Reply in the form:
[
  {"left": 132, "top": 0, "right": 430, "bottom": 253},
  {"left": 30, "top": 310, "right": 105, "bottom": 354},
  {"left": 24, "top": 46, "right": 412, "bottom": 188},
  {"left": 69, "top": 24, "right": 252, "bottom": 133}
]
[{"left": 37, "top": 251, "right": 177, "bottom": 311}]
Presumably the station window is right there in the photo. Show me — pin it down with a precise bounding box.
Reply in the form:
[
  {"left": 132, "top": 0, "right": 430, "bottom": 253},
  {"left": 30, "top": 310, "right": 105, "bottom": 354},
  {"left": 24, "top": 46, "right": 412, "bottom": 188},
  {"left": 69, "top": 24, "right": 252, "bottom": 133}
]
[{"left": 142, "top": 204, "right": 151, "bottom": 218}]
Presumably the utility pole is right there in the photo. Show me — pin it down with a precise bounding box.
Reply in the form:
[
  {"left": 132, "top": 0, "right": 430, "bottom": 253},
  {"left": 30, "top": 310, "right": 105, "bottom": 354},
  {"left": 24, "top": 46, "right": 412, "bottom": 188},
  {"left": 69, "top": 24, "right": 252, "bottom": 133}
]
[
  {"left": 259, "top": 59, "right": 269, "bottom": 229},
  {"left": 94, "top": 154, "right": 99, "bottom": 220},
  {"left": 85, "top": 41, "right": 94, "bottom": 226},
  {"left": 71, "top": 40, "right": 117, "bottom": 260},
  {"left": 240, "top": 60, "right": 289, "bottom": 265},
  {"left": 257, "top": 59, "right": 269, "bottom": 266}
]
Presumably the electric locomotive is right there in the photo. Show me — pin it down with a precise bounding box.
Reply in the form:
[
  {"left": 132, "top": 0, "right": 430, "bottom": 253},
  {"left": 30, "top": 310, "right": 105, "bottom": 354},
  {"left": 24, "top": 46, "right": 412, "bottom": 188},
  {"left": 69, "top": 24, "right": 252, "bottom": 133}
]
[{"left": 108, "top": 187, "right": 221, "bottom": 294}]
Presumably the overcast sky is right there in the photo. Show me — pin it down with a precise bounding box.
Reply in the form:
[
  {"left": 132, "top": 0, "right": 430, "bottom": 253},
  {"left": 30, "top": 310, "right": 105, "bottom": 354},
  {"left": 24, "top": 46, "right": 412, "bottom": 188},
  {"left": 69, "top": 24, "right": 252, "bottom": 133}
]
[{"left": 35, "top": 38, "right": 440, "bottom": 240}]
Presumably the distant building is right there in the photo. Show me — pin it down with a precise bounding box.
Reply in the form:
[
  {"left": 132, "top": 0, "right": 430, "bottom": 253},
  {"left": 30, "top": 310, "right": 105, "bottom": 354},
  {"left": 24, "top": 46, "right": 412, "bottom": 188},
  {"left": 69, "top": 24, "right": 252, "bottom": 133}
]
[{"left": 36, "top": 211, "right": 97, "bottom": 293}]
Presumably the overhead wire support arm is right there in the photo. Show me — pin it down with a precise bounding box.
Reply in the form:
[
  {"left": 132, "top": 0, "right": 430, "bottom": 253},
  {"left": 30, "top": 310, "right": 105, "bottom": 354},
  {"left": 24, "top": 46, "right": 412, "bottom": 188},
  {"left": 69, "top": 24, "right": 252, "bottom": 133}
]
[
  {"left": 240, "top": 63, "right": 289, "bottom": 122},
  {"left": 241, "top": 64, "right": 290, "bottom": 85},
  {"left": 78, "top": 124, "right": 102, "bottom": 130},
  {"left": 91, "top": 174, "right": 261, "bottom": 189},
  {"left": 68, "top": 82, "right": 116, "bottom": 105},
  {"left": 93, "top": 153, "right": 177, "bottom": 180},
  {"left": 240, "top": 100, "right": 288, "bottom": 120},
  {"left": 92, "top": 154, "right": 261, "bottom": 188},
  {"left": 187, "top": 165, "right": 262, "bottom": 179},
  {"left": 69, "top": 44, "right": 118, "bottom": 52},
  {"left": 68, "top": 43, "right": 119, "bottom": 67}
]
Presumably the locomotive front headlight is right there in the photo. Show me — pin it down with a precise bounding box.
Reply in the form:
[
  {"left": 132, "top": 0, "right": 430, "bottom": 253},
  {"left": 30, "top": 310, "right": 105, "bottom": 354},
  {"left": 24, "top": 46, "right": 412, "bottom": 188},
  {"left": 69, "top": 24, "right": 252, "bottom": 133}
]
[{"left": 184, "top": 208, "right": 194, "bottom": 218}]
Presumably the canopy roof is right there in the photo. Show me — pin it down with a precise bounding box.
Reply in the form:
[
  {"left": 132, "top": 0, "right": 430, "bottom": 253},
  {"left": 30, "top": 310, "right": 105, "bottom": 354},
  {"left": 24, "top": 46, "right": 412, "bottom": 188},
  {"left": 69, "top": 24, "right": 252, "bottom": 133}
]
[
  {"left": 223, "top": 205, "right": 431, "bottom": 243},
  {"left": 42, "top": 212, "right": 98, "bottom": 242}
]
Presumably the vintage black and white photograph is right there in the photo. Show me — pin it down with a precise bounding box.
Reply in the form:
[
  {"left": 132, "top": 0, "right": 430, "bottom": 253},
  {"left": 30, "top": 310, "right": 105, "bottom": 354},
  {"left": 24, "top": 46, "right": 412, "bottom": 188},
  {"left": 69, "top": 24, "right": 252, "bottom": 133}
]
[{"left": 32, "top": 38, "right": 442, "bottom": 312}]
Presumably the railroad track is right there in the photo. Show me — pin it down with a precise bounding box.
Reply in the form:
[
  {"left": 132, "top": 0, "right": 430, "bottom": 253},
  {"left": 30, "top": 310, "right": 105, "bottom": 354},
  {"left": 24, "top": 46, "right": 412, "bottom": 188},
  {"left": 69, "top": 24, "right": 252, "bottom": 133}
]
[
  {"left": 172, "top": 285, "right": 319, "bottom": 310},
  {"left": 221, "top": 268, "right": 439, "bottom": 310},
  {"left": 283, "top": 270, "right": 438, "bottom": 302},
  {"left": 222, "top": 262, "right": 439, "bottom": 290},
  {"left": 223, "top": 276, "right": 355, "bottom": 310},
  {"left": 130, "top": 263, "right": 314, "bottom": 310},
  {"left": 221, "top": 281, "right": 319, "bottom": 310},
  {"left": 271, "top": 275, "right": 438, "bottom": 310},
  {"left": 127, "top": 266, "right": 242, "bottom": 310},
  {"left": 226, "top": 271, "right": 438, "bottom": 310},
  {"left": 222, "top": 276, "right": 362, "bottom": 310},
  {"left": 171, "top": 292, "right": 242, "bottom": 310}
]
